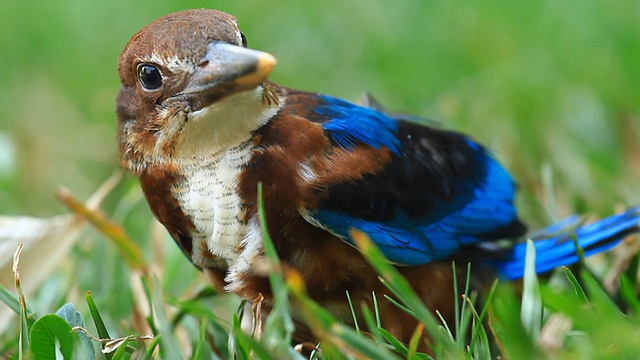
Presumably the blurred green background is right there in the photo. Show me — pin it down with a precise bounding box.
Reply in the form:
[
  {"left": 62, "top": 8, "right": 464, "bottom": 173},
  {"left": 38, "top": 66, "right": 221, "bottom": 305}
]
[{"left": 1, "top": 0, "right": 639, "bottom": 353}]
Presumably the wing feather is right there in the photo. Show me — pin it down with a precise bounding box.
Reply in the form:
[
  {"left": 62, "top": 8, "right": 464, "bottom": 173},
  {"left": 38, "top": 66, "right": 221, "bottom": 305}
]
[{"left": 297, "top": 94, "right": 525, "bottom": 265}]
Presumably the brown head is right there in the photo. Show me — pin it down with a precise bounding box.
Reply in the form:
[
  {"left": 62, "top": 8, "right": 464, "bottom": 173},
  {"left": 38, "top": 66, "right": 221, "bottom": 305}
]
[{"left": 116, "top": 9, "right": 278, "bottom": 175}]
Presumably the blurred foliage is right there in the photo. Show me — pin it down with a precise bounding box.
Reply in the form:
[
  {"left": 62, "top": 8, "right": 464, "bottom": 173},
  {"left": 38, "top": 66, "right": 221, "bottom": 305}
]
[{"left": 0, "top": 0, "right": 639, "bottom": 358}]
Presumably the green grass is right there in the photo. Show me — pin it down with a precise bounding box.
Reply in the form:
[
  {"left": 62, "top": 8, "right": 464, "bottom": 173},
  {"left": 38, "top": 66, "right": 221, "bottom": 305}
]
[{"left": 1, "top": 0, "right": 639, "bottom": 358}]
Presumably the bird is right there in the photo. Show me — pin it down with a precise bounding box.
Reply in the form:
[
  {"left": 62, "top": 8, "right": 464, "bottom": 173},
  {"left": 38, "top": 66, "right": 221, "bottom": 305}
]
[{"left": 116, "top": 9, "right": 640, "bottom": 347}]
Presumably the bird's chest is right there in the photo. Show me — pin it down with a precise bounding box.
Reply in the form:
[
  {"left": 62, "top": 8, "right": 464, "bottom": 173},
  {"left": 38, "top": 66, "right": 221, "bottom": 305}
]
[{"left": 170, "top": 141, "right": 255, "bottom": 265}]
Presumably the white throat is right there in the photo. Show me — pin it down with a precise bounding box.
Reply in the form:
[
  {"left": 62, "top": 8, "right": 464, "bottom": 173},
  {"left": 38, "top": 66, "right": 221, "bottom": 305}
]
[{"left": 174, "top": 86, "right": 279, "bottom": 158}]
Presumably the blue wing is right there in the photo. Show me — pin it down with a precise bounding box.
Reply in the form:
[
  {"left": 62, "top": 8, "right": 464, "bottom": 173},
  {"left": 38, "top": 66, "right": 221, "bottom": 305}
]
[{"left": 299, "top": 94, "right": 526, "bottom": 265}]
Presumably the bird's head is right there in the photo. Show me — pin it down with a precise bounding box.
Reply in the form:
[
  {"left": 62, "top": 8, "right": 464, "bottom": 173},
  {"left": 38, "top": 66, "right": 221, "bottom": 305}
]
[{"left": 116, "top": 9, "right": 279, "bottom": 174}]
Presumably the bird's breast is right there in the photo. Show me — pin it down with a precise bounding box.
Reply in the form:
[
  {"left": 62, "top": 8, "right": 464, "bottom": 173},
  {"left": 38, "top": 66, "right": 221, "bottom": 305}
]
[{"left": 170, "top": 140, "right": 255, "bottom": 266}]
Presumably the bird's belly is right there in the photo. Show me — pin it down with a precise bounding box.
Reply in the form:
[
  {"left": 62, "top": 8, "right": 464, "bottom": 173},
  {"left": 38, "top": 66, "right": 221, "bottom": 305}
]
[{"left": 170, "top": 141, "right": 255, "bottom": 265}]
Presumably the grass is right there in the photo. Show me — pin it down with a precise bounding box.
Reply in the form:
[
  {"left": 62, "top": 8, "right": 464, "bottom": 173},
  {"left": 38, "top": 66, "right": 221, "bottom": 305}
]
[
  {"left": 4, "top": 190, "right": 640, "bottom": 358},
  {"left": 1, "top": 0, "right": 639, "bottom": 359}
]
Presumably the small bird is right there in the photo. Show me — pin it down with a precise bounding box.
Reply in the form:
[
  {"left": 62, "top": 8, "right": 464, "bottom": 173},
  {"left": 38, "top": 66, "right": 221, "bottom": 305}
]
[{"left": 116, "top": 9, "right": 640, "bottom": 346}]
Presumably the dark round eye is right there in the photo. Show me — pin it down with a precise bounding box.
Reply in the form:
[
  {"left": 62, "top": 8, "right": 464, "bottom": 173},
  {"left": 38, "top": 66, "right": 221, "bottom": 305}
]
[
  {"left": 240, "top": 32, "right": 247, "bottom": 47},
  {"left": 137, "top": 64, "right": 163, "bottom": 90}
]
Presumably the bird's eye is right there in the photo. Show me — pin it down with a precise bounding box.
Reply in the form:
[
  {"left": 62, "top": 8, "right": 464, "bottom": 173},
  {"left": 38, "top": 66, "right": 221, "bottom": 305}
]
[
  {"left": 137, "top": 64, "right": 163, "bottom": 90},
  {"left": 240, "top": 32, "right": 247, "bottom": 47}
]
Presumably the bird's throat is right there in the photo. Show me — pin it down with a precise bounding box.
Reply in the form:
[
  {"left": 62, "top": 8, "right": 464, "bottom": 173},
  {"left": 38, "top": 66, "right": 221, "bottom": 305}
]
[{"left": 173, "top": 86, "right": 280, "bottom": 158}]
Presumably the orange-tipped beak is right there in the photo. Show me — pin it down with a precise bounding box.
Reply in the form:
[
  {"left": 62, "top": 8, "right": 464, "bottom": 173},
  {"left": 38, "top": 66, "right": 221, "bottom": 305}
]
[{"left": 180, "top": 42, "right": 276, "bottom": 110}]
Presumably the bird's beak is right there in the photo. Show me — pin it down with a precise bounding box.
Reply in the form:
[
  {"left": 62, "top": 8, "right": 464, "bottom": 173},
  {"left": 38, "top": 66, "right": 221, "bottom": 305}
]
[{"left": 181, "top": 42, "right": 276, "bottom": 110}]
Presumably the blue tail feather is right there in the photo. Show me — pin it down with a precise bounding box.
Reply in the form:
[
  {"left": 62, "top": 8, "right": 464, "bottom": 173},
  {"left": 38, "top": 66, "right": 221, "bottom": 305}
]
[{"left": 492, "top": 206, "right": 640, "bottom": 280}]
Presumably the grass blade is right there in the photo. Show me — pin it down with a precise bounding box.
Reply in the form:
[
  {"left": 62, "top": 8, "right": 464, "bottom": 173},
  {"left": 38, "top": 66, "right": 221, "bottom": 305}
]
[
  {"left": 57, "top": 187, "right": 145, "bottom": 270},
  {"left": 619, "top": 274, "right": 640, "bottom": 317},
  {"left": 561, "top": 267, "right": 588, "bottom": 304},
  {"left": 346, "top": 291, "right": 360, "bottom": 334},
  {"left": 85, "top": 291, "right": 112, "bottom": 359},
  {"left": 13, "top": 243, "right": 30, "bottom": 357},
  {"left": 286, "top": 270, "right": 398, "bottom": 360},
  {"left": 256, "top": 183, "right": 295, "bottom": 344},
  {"left": 349, "top": 230, "right": 462, "bottom": 357},
  {"left": 521, "top": 240, "right": 541, "bottom": 339}
]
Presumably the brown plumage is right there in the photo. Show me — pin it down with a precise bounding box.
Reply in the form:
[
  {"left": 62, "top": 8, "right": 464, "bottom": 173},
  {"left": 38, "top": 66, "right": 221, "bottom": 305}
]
[{"left": 115, "top": 10, "right": 464, "bottom": 349}]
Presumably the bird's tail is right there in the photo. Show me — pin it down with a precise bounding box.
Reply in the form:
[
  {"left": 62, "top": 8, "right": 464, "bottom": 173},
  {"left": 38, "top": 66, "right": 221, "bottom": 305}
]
[{"left": 493, "top": 206, "right": 640, "bottom": 280}]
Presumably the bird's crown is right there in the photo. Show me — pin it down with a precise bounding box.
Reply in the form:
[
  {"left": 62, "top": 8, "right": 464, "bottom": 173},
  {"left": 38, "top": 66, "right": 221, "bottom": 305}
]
[{"left": 118, "top": 9, "right": 244, "bottom": 87}]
